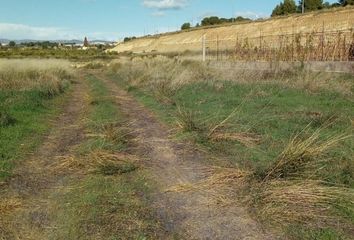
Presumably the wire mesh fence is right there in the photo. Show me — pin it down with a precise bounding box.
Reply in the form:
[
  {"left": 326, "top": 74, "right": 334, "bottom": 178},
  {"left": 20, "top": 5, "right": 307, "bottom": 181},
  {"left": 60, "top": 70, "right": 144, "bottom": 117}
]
[{"left": 203, "top": 28, "right": 354, "bottom": 62}]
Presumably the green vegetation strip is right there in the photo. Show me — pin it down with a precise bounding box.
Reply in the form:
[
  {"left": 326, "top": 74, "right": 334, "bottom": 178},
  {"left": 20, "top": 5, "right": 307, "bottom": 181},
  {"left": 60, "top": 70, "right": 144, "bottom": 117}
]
[
  {"left": 0, "top": 82, "right": 71, "bottom": 180},
  {"left": 113, "top": 80, "right": 353, "bottom": 186},
  {"left": 50, "top": 74, "right": 161, "bottom": 239}
]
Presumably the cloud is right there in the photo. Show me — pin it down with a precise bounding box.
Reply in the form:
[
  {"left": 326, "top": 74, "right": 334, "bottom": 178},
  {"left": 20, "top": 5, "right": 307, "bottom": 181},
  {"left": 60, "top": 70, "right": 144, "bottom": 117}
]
[
  {"left": 0, "top": 23, "right": 118, "bottom": 41},
  {"left": 0, "top": 23, "right": 68, "bottom": 40},
  {"left": 143, "top": 0, "right": 188, "bottom": 10}
]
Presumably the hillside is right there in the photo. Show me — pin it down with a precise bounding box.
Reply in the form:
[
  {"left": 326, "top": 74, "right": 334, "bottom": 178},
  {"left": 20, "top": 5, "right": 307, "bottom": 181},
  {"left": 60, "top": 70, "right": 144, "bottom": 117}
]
[{"left": 110, "top": 7, "right": 354, "bottom": 57}]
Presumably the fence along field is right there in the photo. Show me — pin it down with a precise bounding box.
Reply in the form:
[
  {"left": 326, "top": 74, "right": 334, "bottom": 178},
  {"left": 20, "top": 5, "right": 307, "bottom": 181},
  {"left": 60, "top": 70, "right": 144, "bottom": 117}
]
[{"left": 204, "top": 27, "right": 354, "bottom": 62}]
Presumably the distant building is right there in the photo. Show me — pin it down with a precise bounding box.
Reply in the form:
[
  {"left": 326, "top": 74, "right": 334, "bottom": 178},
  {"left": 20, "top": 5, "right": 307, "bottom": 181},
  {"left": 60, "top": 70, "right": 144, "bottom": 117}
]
[{"left": 84, "top": 37, "right": 89, "bottom": 47}]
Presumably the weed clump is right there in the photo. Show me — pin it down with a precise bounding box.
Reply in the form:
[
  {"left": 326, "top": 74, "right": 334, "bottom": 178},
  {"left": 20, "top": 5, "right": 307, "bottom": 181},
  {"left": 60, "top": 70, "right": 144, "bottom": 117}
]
[
  {"left": 262, "top": 126, "right": 350, "bottom": 181},
  {"left": 0, "top": 111, "right": 16, "bottom": 127},
  {"left": 249, "top": 126, "right": 354, "bottom": 237},
  {"left": 53, "top": 150, "right": 138, "bottom": 175},
  {"left": 175, "top": 105, "right": 203, "bottom": 132},
  {"left": 98, "top": 162, "right": 137, "bottom": 176},
  {"left": 84, "top": 62, "right": 106, "bottom": 69},
  {"left": 253, "top": 180, "right": 354, "bottom": 229},
  {"left": 0, "top": 198, "right": 22, "bottom": 215}
]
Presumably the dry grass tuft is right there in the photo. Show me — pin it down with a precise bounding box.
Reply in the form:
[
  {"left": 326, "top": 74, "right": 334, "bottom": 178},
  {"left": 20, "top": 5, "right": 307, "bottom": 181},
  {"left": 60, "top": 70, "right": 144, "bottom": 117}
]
[
  {"left": 210, "top": 132, "right": 262, "bottom": 147},
  {"left": 82, "top": 61, "right": 106, "bottom": 69},
  {"left": 153, "top": 80, "right": 178, "bottom": 105},
  {"left": 166, "top": 167, "right": 250, "bottom": 205},
  {"left": 251, "top": 125, "right": 354, "bottom": 234},
  {"left": 206, "top": 100, "right": 262, "bottom": 147},
  {"left": 263, "top": 126, "right": 351, "bottom": 181},
  {"left": 255, "top": 180, "right": 354, "bottom": 230},
  {"left": 52, "top": 150, "right": 139, "bottom": 175},
  {"left": 175, "top": 105, "right": 202, "bottom": 132},
  {"left": 207, "top": 106, "right": 243, "bottom": 138},
  {"left": 100, "top": 122, "right": 132, "bottom": 145},
  {"left": 86, "top": 120, "right": 136, "bottom": 146},
  {"left": 0, "top": 198, "right": 22, "bottom": 215}
]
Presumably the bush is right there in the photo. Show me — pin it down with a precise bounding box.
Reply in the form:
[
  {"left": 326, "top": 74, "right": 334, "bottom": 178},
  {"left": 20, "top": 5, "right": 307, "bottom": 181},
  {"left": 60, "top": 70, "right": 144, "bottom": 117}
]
[
  {"left": 181, "top": 23, "right": 191, "bottom": 30},
  {"left": 124, "top": 37, "right": 137, "bottom": 42}
]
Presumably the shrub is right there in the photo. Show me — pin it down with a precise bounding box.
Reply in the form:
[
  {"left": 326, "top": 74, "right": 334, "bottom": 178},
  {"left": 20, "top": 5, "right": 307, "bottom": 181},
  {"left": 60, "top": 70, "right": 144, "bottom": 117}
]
[{"left": 181, "top": 23, "right": 191, "bottom": 30}]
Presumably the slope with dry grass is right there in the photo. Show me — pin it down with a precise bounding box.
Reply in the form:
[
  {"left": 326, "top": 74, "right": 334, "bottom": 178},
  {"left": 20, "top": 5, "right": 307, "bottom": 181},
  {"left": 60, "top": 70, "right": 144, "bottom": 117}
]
[{"left": 110, "top": 7, "right": 354, "bottom": 55}]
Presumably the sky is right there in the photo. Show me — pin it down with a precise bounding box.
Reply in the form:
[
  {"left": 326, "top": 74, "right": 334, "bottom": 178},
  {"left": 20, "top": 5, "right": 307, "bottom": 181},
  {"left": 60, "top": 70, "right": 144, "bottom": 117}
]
[{"left": 0, "top": 0, "right": 338, "bottom": 41}]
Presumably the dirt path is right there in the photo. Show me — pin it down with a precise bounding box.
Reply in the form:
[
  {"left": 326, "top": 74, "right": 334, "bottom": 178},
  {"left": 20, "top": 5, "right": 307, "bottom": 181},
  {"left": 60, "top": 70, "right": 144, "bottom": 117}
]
[
  {"left": 95, "top": 73, "right": 275, "bottom": 240},
  {"left": 1, "top": 71, "right": 275, "bottom": 240},
  {"left": 0, "top": 76, "right": 88, "bottom": 239}
]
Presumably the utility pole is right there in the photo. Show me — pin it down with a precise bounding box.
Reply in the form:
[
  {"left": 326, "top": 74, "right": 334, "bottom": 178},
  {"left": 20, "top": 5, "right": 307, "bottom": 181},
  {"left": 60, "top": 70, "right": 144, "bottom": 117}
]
[{"left": 302, "top": 0, "right": 305, "bottom": 14}]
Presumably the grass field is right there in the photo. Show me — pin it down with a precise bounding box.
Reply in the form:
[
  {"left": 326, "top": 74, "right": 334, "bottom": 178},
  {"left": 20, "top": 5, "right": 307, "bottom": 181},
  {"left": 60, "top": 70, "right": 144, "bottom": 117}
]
[
  {"left": 106, "top": 57, "right": 354, "bottom": 239},
  {"left": 0, "top": 59, "right": 74, "bottom": 180},
  {"left": 0, "top": 55, "right": 353, "bottom": 239}
]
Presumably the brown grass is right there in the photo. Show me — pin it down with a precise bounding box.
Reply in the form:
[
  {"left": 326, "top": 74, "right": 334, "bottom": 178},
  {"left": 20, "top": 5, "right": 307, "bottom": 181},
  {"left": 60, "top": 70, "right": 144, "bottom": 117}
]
[
  {"left": 52, "top": 150, "right": 139, "bottom": 174},
  {"left": 0, "top": 198, "right": 22, "bottom": 215},
  {"left": 263, "top": 125, "right": 351, "bottom": 181},
  {"left": 110, "top": 7, "right": 354, "bottom": 62},
  {"left": 109, "top": 57, "right": 353, "bottom": 96},
  {"left": 0, "top": 59, "right": 74, "bottom": 97},
  {"left": 210, "top": 132, "right": 262, "bottom": 147},
  {"left": 175, "top": 105, "right": 202, "bottom": 132},
  {"left": 250, "top": 125, "right": 354, "bottom": 234},
  {"left": 165, "top": 166, "right": 252, "bottom": 208},
  {"left": 254, "top": 180, "right": 354, "bottom": 230}
]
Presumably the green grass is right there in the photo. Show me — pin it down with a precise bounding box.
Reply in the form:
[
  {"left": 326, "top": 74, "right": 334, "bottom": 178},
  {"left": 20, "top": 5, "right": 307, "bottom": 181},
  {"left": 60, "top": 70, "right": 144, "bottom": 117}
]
[
  {"left": 0, "top": 60, "right": 74, "bottom": 180},
  {"left": 80, "top": 75, "right": 124, "bottom": 153},
  {"left": 114, "top": 80, "right": 353, "bottom": 184},
  {"left": 108, "top": 70, "right": 354, "bottom": 239},
  {"left": 0, "top": 88, "right": 70, "bottom": 180},
  {"left": 287, "top": 226, "right": 348, "bottom": 240},
  {"left": 50, "top": 173, "right": 158, "bottom": 240},
  {"left": 50, "top": 74, "right": 161, "bottom": 239}
]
